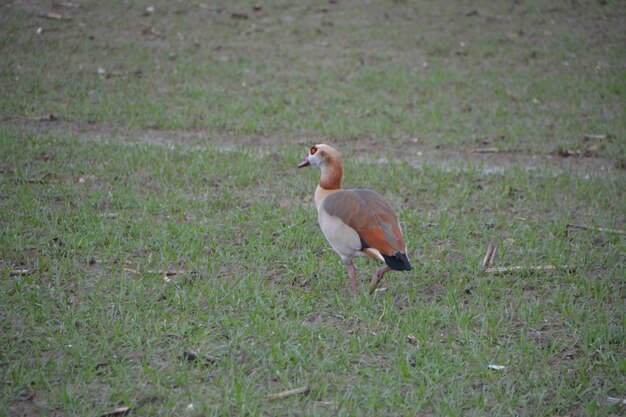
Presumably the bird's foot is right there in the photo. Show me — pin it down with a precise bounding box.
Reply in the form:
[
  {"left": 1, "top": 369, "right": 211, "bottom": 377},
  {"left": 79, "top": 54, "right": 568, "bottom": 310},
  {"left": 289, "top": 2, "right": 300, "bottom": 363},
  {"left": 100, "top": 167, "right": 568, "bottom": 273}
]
[{"left": 368, "top": 266, "right": 392, "bottom": 294}]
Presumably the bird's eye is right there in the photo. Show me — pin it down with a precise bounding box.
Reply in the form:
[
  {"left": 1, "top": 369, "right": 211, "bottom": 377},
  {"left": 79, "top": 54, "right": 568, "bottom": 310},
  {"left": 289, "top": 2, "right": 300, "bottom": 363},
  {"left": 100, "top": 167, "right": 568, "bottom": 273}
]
[{"left": 310, "top": 146, "right": 317, "bottom": 155}]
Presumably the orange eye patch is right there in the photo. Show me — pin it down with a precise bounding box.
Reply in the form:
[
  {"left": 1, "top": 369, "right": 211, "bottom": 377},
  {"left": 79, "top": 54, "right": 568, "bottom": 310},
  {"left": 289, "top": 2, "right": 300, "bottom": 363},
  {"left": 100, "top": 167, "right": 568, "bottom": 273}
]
[{"left": 310, "top": 146, "right": 318, "bottom": 155}]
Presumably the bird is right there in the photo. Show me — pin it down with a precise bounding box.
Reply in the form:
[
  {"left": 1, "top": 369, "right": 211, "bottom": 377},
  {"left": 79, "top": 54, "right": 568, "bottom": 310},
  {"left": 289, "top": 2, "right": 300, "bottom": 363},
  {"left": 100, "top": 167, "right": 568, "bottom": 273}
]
[{"left": 297, "top": 144, "right": 411, "bottom": 298}]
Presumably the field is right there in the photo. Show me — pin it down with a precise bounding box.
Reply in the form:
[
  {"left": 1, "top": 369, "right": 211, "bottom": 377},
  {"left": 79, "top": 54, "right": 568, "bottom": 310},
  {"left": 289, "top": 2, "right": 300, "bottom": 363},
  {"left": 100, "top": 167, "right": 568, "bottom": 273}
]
[{"left": 1, "top": 1, "right": 625, "bottom": 416}]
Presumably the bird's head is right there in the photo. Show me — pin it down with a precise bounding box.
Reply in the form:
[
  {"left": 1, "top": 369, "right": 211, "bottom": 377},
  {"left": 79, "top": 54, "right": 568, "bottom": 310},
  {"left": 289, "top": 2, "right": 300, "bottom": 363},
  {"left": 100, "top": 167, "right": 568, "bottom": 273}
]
[{"left": 297, "top": 144, "right": 341, "bottom": 169}]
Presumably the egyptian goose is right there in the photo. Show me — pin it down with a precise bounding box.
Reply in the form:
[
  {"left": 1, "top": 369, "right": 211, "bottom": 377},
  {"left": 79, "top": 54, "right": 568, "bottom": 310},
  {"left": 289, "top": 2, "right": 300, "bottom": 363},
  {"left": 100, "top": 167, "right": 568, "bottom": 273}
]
[{"left": 298, "top": 144, "right": 411, "bottom": 297}]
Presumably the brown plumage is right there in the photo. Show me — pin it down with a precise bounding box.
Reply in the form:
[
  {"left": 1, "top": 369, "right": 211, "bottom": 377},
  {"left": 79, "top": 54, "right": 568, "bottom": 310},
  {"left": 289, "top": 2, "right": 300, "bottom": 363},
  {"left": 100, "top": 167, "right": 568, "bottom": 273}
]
[
  {"left": 297, "top": 144, "right": 411, "bottom": 298},
  {"left": 323, "top": 189, "right": 406, "bottom": 259}
]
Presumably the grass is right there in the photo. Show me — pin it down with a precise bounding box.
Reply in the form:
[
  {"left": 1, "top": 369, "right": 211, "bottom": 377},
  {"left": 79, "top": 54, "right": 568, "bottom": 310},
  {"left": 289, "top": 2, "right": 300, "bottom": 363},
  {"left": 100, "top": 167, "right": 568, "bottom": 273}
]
[
  {"left": 1, "top": 1, "right": 624, "bottom": 155},
  {"left": 1, "top": 128, "right": 624, "bottom": 416},
  {"left": 1, "top": 0, "right": 625, "bottom": 416}
]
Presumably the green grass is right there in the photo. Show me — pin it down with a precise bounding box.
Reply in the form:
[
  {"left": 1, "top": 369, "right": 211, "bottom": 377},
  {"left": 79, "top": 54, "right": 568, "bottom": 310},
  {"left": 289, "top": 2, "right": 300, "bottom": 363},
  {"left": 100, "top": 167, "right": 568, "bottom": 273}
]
[
  {"left": 1, "top": 0, "right": 624, "bottom": 156},
  {"left": 1, "top": 128, "right": 624, "bottom": 416},
  {"left": 1, "top": 0, "right": 625, "bottom": 415}
]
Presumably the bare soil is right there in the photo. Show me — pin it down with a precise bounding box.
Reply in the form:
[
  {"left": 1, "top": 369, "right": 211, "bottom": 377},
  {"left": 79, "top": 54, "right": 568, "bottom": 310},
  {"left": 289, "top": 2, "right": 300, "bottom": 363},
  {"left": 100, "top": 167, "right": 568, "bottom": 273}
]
[{"left": 6, "top": 116, "right": 620, "bottom": 176}]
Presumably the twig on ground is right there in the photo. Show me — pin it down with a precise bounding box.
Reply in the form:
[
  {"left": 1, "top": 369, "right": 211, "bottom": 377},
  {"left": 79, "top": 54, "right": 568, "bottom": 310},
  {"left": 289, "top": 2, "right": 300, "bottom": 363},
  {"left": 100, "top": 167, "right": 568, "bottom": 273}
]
[
  {"left": 481, "top": 239, "right": 498, "bottom": 270},
  {"left": 27, "top": 114, "right": 57, "bottom": 122},
  {"left": 182, "top": 349, "right": 219, "bottom": 365},
  {"left": 38, "top": 12, "right": 72, "bottom": 21},
  {"left": 122, "top": 267, "right": 186, "bottom": 276},
  {"left": 484, "top": 265, "right": 576, "bottom": 275},
  {"left": 566, "top": 224, "right": 624, "bottom": 236},
  {"left": 583, "top": 134, "right": 606, "bottom": 141},
  {"left": 94, "top": 259, "right": 187, "bottom": 278},
  {"left": 272, "top": 219, "right": 307, "bottom": 237},
  {"left": 265, "top": 385, "right": 310, "bottom": 401},
  {"left": 471, "top": 147, "right": 501, "bottom": 153},
  {"left": 27, "top": 177, "right": 48, "bottom": 183}
]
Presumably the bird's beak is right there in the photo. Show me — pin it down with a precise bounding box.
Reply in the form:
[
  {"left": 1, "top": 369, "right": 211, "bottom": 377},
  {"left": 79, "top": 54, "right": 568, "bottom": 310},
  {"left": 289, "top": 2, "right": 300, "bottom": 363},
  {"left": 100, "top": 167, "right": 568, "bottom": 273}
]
[{"left": 297, "top": 156, "right": 310, "bottom": 168}]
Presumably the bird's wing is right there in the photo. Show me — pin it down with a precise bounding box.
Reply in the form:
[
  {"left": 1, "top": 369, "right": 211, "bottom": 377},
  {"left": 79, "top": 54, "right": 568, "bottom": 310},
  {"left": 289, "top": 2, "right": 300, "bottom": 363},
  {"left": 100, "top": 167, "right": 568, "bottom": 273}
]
[{"left": 322, "top": 189, "right": 405, "bottom": 257}]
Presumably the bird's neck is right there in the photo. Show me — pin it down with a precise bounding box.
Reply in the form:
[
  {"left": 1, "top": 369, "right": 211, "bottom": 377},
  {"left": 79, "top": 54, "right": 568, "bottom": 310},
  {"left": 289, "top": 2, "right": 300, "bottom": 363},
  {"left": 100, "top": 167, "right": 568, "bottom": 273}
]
[
  {"left": 314, "top": 159, "right": 343, "bottom": 210},
  {"left": 318, "top": 159, "right": 343, "bottom": 191}
]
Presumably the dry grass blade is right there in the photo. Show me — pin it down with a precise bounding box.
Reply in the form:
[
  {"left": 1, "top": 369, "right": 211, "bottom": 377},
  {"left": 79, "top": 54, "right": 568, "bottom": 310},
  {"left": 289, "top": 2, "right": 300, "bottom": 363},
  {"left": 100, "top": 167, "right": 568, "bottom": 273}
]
[
  {"left": 138, "top": 269, "right": 187, "bottom": 275},
  {"left": 481, "top": 239, "right": 498, "bottom": 270},
  {"left": 566, "top": 224, "right": 624, "bottom": 236},
  {"left": 605, "top": 396, "right": 626, "bottom": 405},
  {"left": 369, "top": 283, "right": 385, "bottom": 295},
  {"left": 484, "top": 265, "right": 576, "bottom": 275},
  {"left": 161, "top": 270, "right": 185, "bottom": 276},
  {"left": 122, "top": 267, "right": 141, "bottom": 275},
  {"left": 99, "top": 213, "right": 119, "bottom": 218},
  {"left": 100, "top": 406, "right": 132, "bottom": 417},
  {"left": 265, "top": 385, "right": 310, "bottom": 401},
  {"left": 9, "top": 269, "right": 33, "bottom": 276}
]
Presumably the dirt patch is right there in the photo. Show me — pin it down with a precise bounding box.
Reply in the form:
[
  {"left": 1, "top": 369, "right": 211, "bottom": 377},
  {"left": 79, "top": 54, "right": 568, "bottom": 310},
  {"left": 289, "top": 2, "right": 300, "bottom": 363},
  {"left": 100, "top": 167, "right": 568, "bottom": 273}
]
[
  {"left": 5, "top": 116, "right": 620, "bottom": 176},
  {"left": 302, "top": 311, "right": 346, "bottom": 327},
  {"left": 3, "top": 116, "right": 271, "bottom": 148},
  {"left": 7, "top": 400, "right": 59, "bottom": 417}
]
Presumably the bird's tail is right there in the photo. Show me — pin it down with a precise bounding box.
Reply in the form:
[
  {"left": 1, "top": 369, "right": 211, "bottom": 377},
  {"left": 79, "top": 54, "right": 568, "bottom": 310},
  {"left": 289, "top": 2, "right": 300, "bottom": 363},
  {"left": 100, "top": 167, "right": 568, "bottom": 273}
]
[{"left": 382, "top": 252, "right": 412, "bottom": 271}]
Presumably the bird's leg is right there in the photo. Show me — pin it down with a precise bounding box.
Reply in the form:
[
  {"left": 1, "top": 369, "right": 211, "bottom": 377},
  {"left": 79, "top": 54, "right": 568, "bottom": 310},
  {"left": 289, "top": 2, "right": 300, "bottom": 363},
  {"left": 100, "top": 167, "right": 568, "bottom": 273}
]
[
  {"left": 346, "top": 263, "right": 358, "bottom": 299},
  {"left": 369, "top": 266, "right": 392, "bottom": 294}
]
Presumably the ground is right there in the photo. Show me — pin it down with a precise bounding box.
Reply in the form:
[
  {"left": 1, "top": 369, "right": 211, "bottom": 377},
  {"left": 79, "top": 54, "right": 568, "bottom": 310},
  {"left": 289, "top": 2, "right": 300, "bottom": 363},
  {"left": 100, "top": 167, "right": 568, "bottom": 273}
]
[{"left": 0, "top": 1, "right": 624, "bottom": 416}]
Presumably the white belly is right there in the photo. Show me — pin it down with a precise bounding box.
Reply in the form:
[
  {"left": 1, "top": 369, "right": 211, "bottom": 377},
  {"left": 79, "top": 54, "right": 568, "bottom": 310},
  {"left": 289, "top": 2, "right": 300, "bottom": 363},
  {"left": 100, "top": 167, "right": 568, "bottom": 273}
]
[{"left": 318, "top": 208, "right": 364, "bottom": 263}]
